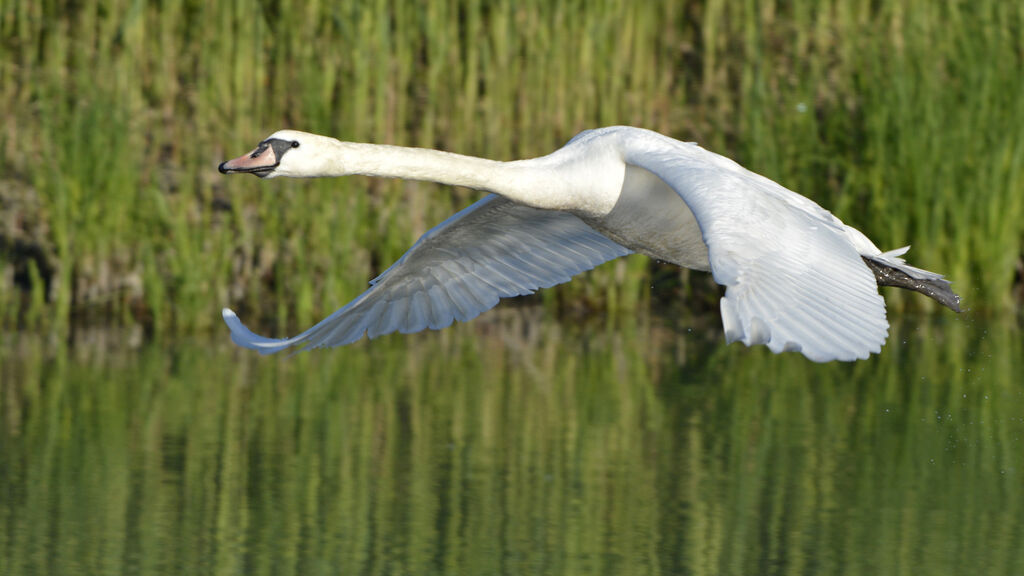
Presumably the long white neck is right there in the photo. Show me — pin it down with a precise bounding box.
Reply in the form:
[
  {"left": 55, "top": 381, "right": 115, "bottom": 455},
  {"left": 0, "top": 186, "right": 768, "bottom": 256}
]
[
  {"left": 307, "top": 140, "right": 570, "bottom": 210},
  {"left": 267, "top": 128, "right": 627, "bottom": 214}
]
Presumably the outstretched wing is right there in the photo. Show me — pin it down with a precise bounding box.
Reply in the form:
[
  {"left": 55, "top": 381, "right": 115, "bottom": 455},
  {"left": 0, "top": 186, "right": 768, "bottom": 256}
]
[
  {"left": 223, "top": 194, "right": 632, "bottom": 354},
  {"left": 622, "top": 131, "right": 888, "bottom": 362}
]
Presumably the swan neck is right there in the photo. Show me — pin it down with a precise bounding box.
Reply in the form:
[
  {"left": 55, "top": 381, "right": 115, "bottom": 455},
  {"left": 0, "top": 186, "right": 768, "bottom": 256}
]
[
  {"left": 335, "top": 142, "right": 504, "bottom": 186},
  {"left": 324, "top": 141, "right": 559, "bottom": 208}
]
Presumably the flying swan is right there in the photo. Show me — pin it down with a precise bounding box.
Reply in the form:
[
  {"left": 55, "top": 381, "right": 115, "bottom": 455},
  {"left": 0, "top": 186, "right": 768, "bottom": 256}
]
[{"left": 219, "top": 126, "right": 960, "bottom": 362}]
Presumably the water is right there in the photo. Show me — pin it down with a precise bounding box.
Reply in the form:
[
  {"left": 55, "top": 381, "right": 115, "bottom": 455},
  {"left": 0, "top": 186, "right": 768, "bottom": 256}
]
[{"left": 1, "top": 311, "right": 1021, "bottom": 575}]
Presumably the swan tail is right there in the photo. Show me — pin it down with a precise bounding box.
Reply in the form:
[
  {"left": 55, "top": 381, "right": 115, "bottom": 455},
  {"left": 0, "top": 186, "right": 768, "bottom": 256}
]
[
  {"left": 862, "top": 247, "right": 962, "bottom": 312},
  {"left": 222, "top": 308, "right": 308, "bottom": 355}
]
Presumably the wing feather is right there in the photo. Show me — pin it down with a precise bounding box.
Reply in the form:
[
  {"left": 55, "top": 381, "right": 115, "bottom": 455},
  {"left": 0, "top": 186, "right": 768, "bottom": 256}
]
[
  {"left": 623, "top": 133, "right": 888, "bottom": 362},
  {"left": 223, "top": 194, "right": 631, "bottom": 354}
]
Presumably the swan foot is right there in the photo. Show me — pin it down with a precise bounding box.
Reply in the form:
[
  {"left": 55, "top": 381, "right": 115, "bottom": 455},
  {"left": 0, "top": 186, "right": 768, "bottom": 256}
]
[{"left": 862, "top": 256, "right": 962, "bottom": 312}]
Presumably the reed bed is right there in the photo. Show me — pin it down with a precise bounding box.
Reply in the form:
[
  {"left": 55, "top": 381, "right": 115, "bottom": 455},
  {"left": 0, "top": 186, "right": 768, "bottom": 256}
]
[{"left": 0, "top": 0, "right": 1021, "bottom": 334}]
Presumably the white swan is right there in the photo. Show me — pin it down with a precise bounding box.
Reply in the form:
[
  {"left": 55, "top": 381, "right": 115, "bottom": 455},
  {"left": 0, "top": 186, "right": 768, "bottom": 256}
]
[{"left": 219, "top": 126, "right": 959, "bottom": 362}]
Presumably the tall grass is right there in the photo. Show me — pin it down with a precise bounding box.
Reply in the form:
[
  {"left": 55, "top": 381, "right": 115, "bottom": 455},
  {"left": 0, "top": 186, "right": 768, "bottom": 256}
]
[{"left": 0, "top": 0, "right": 1020, "bottom": 333}]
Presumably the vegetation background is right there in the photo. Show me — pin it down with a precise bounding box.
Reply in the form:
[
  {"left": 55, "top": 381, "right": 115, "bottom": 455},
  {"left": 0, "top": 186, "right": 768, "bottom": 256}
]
[
  {"left": 1, "top": 0, "right": 1021, "bottom": 336},
  {"left": 3, "top": 4, "right": 1023, "bottom": 573}
]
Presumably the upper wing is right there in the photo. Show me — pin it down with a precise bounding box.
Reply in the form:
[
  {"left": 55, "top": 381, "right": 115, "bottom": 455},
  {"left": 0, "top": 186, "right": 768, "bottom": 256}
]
[
  {"left": 223, "top": 194, "right": 632, "bottom": 354},
  {"left": 621, "top": 131, "right": 888, "bottom": 362}
]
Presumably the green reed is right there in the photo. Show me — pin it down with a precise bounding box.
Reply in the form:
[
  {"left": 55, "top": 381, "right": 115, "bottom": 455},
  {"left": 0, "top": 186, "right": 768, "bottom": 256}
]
[{"left": 0, "top": 1, "right": 1020, "bottom": 333}]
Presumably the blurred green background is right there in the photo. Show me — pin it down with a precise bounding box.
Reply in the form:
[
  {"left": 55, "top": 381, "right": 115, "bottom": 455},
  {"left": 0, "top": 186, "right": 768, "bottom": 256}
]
[
  {"left": 2, "top": 0, "right": 1021, "bottom": 336},
  {"left": 2, "top": 4, "right": 1023, "bottom": 574}
]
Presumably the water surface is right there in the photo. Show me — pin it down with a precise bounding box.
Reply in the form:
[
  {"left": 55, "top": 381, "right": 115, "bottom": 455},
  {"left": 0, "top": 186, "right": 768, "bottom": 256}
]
[{"left": 1, "top": 312, "right": 1021, "bottom": 575}]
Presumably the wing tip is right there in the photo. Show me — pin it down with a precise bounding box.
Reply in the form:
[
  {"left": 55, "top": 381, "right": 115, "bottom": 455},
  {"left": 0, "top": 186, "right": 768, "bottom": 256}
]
[
  {"left": 719, "top": 293, "right": 888, "bottom": 363},
  {"left": 221, "top": 307, "right": 297, "bottom": 355}
]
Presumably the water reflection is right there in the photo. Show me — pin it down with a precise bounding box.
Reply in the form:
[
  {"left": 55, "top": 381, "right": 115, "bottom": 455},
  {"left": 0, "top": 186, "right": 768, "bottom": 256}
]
[{"left": 1, "top": 312, "right": 1021, "bottom": 575}]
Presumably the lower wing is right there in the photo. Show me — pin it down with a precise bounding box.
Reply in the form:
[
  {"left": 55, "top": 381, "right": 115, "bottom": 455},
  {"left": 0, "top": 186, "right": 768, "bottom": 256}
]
[{"left": 224, "top": 195, "right": 632, "bottom": 354}]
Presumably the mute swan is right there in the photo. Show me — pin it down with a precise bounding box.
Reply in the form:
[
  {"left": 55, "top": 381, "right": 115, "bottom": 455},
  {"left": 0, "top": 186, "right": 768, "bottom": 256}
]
[{"left": 219, "top": 126, "right": 960, "bottom": 362}]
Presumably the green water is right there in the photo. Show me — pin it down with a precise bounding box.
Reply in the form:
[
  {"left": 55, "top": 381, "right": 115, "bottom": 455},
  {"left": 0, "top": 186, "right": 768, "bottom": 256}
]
[{"left": 1, "top": 311, "right": 1021, "bottom": 575}]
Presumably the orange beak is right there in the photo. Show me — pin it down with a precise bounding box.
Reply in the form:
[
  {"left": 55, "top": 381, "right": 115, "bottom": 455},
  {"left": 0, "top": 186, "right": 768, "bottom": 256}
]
[{"left": 219, "top": 141, "right": 279, "bottom": 177}]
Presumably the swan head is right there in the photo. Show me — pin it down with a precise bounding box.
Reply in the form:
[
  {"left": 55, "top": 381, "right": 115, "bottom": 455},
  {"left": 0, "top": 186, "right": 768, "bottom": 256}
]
[{"left": 219, "top": 130, "right": 339, "bottom": 178}]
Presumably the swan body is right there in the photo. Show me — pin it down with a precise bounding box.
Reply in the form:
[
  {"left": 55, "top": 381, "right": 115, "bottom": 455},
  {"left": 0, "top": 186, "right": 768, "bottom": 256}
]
[{"left": 219, "top": 126, "right": 959, "bottom": 362}]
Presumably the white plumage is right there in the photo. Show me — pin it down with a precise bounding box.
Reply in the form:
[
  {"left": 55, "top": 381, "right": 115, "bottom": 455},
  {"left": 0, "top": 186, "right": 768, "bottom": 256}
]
[{"left": 219, "top": 126, "right": 959, "bottom": 361}]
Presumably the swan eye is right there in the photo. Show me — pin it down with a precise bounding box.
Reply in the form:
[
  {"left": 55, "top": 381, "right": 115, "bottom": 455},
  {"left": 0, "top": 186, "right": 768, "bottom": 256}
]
[{"left": 291, "top": 141, "right": 300, "bottom": 148}]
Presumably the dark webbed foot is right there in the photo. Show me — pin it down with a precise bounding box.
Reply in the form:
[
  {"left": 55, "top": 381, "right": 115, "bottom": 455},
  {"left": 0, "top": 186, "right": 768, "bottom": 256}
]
[{"left": 862, "top": 256, "right": 962, "bottom": 312}]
